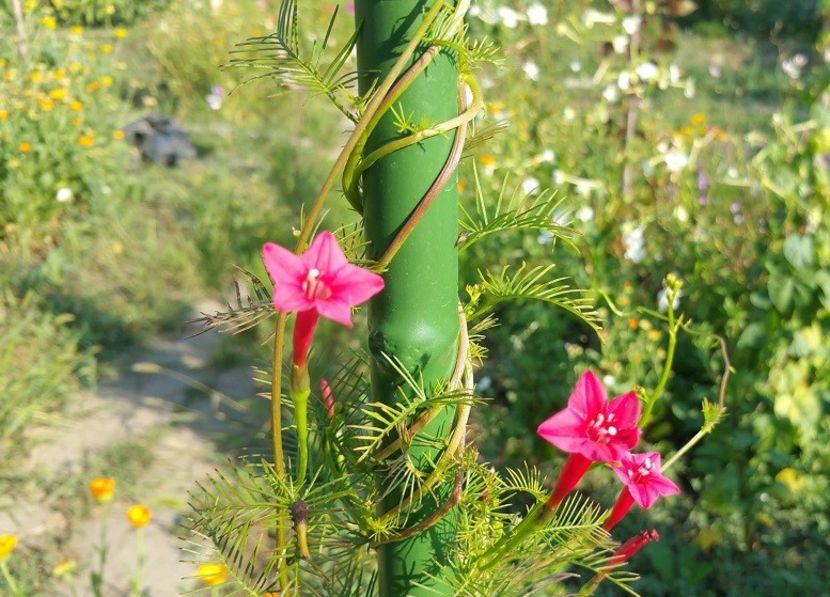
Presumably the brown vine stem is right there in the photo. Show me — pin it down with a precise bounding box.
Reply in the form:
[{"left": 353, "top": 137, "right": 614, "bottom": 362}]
[
  {"left": 294, "top": 0, "right": 447, "bottom": 252},
  {"left": 375, "top": 80, "right": 472, "bottom": 271},
  {"left": 371, "top": 468, "right": 465, "bottom": 547}
]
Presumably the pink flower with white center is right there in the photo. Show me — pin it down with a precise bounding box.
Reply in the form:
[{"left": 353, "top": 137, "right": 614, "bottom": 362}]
[
  {"left": 537, "top": 371, "right": 641, "bottom": 462},
  {"left": 537, "top": 371, "right": 642, "bottom": 511},
  {"left": 262, "top": 231, "right": 384, "bottom": 366},
  {"left": 604, "top": 451, "right": 680, "bottom": 530}
]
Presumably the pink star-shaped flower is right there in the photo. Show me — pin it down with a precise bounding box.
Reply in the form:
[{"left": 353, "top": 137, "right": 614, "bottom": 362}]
[
  {"left": 262, "top": 232, "right": 384, "bottom": 367},
  {"left": 605, "top": 451, "right": 680, "bottom": 530},
  {"left": 262, "top": 231, "right": 384, "bottom": 327},
  {"left": 537, "top": 370, "right": 641, "bottom": 462}
]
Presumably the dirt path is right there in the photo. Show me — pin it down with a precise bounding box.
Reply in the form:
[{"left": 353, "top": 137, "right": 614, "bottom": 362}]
[{"left": 1, "top": 304, "right": 260, "bottom": 595}]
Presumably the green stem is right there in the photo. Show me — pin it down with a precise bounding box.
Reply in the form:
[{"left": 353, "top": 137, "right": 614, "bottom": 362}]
[
  {"left": 293, "top": 388, "right": 310, "bottom": 482},
  {"left": 663, "top": 427, "right": 707, "bottom": 472},
  {"left": 640, "top": 303, "right": 678, "bottom": 427},
  {"left": 1, "top": 560, "right": 21, "bottom": 596}
]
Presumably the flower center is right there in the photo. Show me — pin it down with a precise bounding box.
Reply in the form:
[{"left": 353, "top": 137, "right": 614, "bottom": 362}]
[
  {"left": 627, "top": 457, "right": 655, "bottom": 482},
  {"left": 302, "top": 268, "right": 331, "bottom": 301},
  {"left": 587, "top": 411, "right": 619, "bottom": 443}
]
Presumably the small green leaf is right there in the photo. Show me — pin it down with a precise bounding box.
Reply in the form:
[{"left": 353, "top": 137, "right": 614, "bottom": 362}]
[
  {"left": 783, "top": 234, "right": 814, "bottom": 269},
  {"left": 768, "top": 271, "right": 795, "bottom": 314}
]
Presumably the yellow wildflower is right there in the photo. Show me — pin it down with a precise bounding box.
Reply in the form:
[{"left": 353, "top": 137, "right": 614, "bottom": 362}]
[
  {"left": 19, "top": 141, "right": 33, "bottom": 154},
  {"left": 690, "top": 112, "right": 706, "bottom": 126},
  {"left": 113, "top": 129, "right": 125, "bottom": 141},
  {"left": 479, "top": 154, "right": 496, "bottom": 167},
  {"left": 100, "top": 43, "right": 113, "bottom": 55},
  {"left": 88, "top": 477, "right": 115, "bottom": 502},
  {"left": 114, "top": 28, "right": 128, "bottom": 39},
  {"left": 49, "top": 88, "right": 68, "bottom": 101},
  {"left": 0, "top": 534, "right": 17, "bottom": 560},
  {"left": 100, "top": 75, "right": 113, "bottom": 88},
  {"left": 69, "top": 100, "right": 84, "bottom": 112},
  {"left": 776, "top": 467, "right": 803, "bottom": 493},
  {"left": 126, "top": 504, "right": 152, "bottom": 529},
  {"left": 41, "top": 16, "right": 57, "bottom": 30},
  {"left": 0, "top": 110, "right": 9, "bottom": 121},
  {"left": 52, "top": 558, "right": 78, "bottom": 577},
  {"left": 196, "top": 563, "right": 229, "bottom": 586}
]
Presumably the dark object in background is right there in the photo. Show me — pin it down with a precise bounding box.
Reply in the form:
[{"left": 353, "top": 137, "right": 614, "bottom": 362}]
[{"left": 121, "top": 115, "right": 196, "bottom": 167}]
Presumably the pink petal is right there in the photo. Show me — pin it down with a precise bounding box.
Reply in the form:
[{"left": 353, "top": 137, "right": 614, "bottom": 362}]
[
  {"left": 316, "top": 298, "right": 354, "bottom": 327},
  {"left": 273, "top": 288, "right": 314, "bottom": 313},
  {"left": 612, "top": 426, "right": 641, "bottom": 452},
  {"left": 301, "top": 231, "right": 349, "bottom": 274},
  {"left": 581, "top": 441, "right": 619, "bottom": 462},
  {"left": 329, "top": 263, "right": 385, "bottom": 306},
  {"left": 537, "top": 409, "right": 586, "bottom": 447},
  {"left": 632, "top": 482, "right": 660, "bottom": 509},
  {"left": 608, "top": 391, "right": 642, "bottom": 429},
  {"left": 262, "top": 242, "right": 306, "bottom": 285},
  {"left": 650, "top": 473, "right": 681, "bottom": 498},
  {"left": 567, "top": 371, "right": 607, "bottom": 419}
]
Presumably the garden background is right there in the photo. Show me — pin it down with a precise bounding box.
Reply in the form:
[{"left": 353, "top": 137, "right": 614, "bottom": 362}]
[{"left": 1, "top": 0, "right": 828, "bottom": 594}]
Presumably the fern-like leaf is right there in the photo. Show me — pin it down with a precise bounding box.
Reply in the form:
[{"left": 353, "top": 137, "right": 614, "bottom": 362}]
[
  {"left": 188, "top": 267, "right": 274, "bottom": 336},
  {"left": 458, "top": 170, "right": 577, "bottom": 250},
  {"left": 469, "top": 263, "right": 603, "bottom": 333}
]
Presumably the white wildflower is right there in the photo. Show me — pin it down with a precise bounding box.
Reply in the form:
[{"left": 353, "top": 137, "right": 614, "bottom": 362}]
[
  {"left": 497, "top": 7, "right": 519, "bottom": 29},
  {"left": 527, "top": 3, "right": 548, "bottom": 26},
  {"left": 622, "top": 15, "right": 642, "bottom": 35},
  {"left": 583, "top": 9, "right": 615, "bottom": 28},
  {"left": 576, "top": 206, "right": 594, "bottom": 222},
  {"left": 636, "top": 61, "right": 659, "bottom": 82},
  {"left": 664, "top": 148, "right": 688, "bottom": 173},
  {"left": 612, "top": 35, "right": 629, "bottom": 54},
  {"left": 623, "top": 225, "right": 646, "bottom": 263},
  {"left": 523, "top": 61, "right": 540, "bottom": 81},
  {"left": 522, "top": 177, "right": 541, "bottom": 195},
  {"left": 55, "top": 187, "right": 74, "bottom": 203}
]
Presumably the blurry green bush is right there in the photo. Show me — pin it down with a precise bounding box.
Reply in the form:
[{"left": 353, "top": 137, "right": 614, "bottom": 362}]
[{"left": 464, "top": 1, "right": 829, "bottom": 594}]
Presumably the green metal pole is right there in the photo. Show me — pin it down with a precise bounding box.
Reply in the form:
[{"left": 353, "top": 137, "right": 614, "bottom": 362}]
[{"left": 354, "top": 1, "right": 460, "bottom": 595}]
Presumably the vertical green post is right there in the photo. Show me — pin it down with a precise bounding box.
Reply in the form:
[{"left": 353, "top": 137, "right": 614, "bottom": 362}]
[{"left": 354, "top": 1, "right": 460, "bottom": 595}]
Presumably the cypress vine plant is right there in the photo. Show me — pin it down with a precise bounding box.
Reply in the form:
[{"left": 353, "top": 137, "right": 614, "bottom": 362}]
[{"left": 188, "top": 1, "right": 728, "bottom": 595}]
